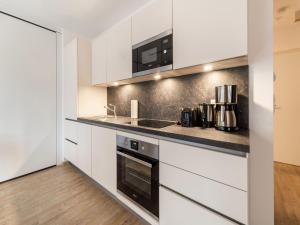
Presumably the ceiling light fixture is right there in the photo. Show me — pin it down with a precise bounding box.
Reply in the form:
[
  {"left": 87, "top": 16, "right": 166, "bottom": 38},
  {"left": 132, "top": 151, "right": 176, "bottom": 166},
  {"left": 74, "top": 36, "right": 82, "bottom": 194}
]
[{"left": 204, "top": 64, "right": 213, "bottom": 72}]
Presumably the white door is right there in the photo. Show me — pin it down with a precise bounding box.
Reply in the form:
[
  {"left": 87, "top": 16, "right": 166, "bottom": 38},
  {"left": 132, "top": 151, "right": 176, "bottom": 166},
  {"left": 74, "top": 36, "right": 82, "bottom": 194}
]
[
  {"left": 274, "top": 50, "right": 300, "bottom": 166},
  {"left": 0, "top": 13, "right": 57, "bottom": 182}
]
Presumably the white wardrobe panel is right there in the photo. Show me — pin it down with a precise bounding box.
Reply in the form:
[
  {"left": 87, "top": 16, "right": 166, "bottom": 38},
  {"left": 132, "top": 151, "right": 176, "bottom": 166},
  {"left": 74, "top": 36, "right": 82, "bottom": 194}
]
[{"left": 0, "top": 13, "right": 57, "bottom": 182}]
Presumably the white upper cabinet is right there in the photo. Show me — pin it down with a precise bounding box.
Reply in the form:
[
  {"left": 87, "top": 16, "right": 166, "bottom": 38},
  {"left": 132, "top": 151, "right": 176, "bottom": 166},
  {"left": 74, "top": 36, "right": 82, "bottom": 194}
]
[
  {"left": 64, "top": 38, "right": 107, "bottom": 118},
  {"left": 132, "top": 0, "right": 173, "bottom": 45},
  {"left": 173, "top": 0, "right": 247, "bottom": 69},
  {"left": 64, "top": 39, "right": 78, "bottom": 120},
  {"left": 92, "top": 33, "right": 107, "bottom": 85},
  {"left": 107, "top": 18, "right": 132, "bottom": 83}
]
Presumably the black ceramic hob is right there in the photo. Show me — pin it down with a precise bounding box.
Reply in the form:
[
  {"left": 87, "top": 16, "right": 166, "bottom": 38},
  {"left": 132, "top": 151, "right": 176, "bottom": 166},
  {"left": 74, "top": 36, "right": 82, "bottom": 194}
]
[{"left": 127, "top": 119, "right": 175, "bottom": 129}]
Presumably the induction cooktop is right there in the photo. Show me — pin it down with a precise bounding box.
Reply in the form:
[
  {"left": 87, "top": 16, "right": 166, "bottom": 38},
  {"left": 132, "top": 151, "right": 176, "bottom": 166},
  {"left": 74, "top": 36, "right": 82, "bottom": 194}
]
[{"left": 126, "top": 119, "right": 175, "bottom": 129}]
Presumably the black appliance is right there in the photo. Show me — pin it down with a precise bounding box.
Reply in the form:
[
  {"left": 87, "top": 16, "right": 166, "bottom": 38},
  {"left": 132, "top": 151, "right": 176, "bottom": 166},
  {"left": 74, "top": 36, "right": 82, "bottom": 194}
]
[
  {"left": 126, "top": 119, "right": 175, "bottom": 129},
  {"left": 199, "top": 103, "right": 215, "bottom": 128},
  {"left": 117, "top": 135, "right": 159, "bottom": 218},
  {"left": 132, "top": 30, "right": 173, "bottom": 77},
  {"left": 180, "top": 108, "right": 197, "bottom": 127}
]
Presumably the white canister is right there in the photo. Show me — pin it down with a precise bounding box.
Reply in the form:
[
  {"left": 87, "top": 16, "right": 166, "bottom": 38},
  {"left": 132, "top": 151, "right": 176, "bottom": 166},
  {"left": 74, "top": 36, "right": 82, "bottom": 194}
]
[{"left": 131, "top": 100, "right": 138, "bottom": 119}]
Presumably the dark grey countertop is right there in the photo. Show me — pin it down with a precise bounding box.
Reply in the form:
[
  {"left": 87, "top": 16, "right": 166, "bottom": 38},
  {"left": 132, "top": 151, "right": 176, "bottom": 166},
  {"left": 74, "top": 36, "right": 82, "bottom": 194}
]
[{"left": 67, "top": 116, "right": 249, "bottom": 155}]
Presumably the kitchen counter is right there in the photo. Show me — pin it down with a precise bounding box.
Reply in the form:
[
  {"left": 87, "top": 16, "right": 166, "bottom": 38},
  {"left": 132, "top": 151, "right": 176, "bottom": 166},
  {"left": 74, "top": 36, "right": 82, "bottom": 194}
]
[{"left": 67, "top": 116, "right": 249, "bottom": 156}]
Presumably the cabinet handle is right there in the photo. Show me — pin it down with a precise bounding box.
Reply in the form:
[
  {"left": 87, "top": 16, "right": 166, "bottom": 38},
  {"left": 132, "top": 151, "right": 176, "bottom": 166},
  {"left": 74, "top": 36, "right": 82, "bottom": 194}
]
[
  {"left": 65, "top": 138, "right": 78, "bottom": 145},
  {"left": 117, "top": 151, "right": 152, "bottom": 168}
]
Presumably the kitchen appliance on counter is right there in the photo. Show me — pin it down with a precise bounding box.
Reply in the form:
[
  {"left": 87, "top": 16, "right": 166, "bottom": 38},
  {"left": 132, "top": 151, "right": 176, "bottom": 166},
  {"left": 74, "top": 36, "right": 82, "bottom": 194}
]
[
  {"left": 199, "top": 103, "right": 215, "bottom": 128},
  {"left": 132, "top": 30, "right": 173, "bottom": 77},
  {"left": 180, "top": 108, "right": 197, "bottom": 127},
  {"left": 117, "top": 135, "right": 159, "bottom": 218},
  {"left": 215, "top": 85, "right": 239, "bottom": 131}
]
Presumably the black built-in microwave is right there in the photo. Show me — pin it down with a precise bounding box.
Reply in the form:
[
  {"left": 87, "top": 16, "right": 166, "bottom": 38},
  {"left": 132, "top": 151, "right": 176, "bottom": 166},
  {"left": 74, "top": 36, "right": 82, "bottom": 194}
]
[{"left": 132, "top": 30, "right": 173, "bottom": 77}]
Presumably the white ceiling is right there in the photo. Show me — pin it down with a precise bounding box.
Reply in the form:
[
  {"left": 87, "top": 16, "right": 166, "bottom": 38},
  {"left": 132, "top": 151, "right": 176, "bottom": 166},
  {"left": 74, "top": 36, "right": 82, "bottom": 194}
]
[
  {"left": 0, "top": 0, "right": 151, "bottom": 38},
  {"left": 274, "top": 0, "right": 300, "bottom": 28}
]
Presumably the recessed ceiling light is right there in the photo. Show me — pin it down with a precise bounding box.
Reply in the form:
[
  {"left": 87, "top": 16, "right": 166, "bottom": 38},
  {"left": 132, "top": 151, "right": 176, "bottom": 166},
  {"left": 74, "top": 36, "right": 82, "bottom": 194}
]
[
  {"left": 113, "top": 82, "right": 119, "bottom": 86},
  {"left": 204, "top": 64, "right": 213, "bottom": 72},
  {"left": 154, "top": 74, "right": 161, "bottom": 80}
]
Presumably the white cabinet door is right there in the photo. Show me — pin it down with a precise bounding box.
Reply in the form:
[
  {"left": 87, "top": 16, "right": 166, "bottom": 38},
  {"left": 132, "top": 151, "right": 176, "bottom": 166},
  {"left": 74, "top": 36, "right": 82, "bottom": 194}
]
[
  {"left": 160, "top": 163, "right": 248, "bottom": 224},
  {"left": 77, "top": 123, "right": 92, "bottom": 176},
  {"left": 92, "top": 33, "right": 107, "bottom": 85},
  {"left": 64, "top": 38, "right": 78, "bottom": 119},
  {"left": 107, "top": 18, "right": 132, "bottom": 83},
  {"left": 92, "top": 126, "right": 117, "bottom": 194},
  {"left": 160, "top": 186, "right": 238, "bottom": 225},
  {"left": 64, "top": 119, "right": 78, "bottom": 143},
  {"left": 160, "top": 140, "right": 248, "bottom": 191},
  {"left": 173, "top": 0, "right": 247, "bottom": 69},
  {"left": 64, "top": 140, "right": 78, "bottom": 166},
  {"left": 132, "top": 0, "right": 172, "bottom": 45}
]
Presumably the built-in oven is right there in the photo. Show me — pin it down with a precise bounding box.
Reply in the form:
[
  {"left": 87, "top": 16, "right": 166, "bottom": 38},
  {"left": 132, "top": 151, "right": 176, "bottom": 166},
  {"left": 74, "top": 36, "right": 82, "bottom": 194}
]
[
  {"left": 132, "top": 30, "right": 173, "bottom": 77},
  {"left": 117, "top": 135, "right": 159, "bottom": 218}
]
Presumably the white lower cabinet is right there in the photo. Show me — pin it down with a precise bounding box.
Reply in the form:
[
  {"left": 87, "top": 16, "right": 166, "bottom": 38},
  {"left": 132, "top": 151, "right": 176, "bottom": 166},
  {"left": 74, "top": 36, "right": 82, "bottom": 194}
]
[
  {"left": 64, "top": 139, "right": 78, "bottom": 166},
  {"left": 160, "top": 186, "right": 238, "bottom": 225},
  {"left": 77, "top": 123, "right": 92, "bottom": 176},
  {"left": 64, "top": 120, "right": 92, "bottom": 176},
  {"left": 92, "top": 126, "right": 117, "bottom": 195}
]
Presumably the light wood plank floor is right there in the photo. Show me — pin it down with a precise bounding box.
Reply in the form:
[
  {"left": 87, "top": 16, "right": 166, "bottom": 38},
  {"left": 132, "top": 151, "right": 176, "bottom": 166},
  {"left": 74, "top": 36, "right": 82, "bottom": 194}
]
[
  {"left": 0, "top": 163, "right": 145, "bottom": 225},
  {"left": 275, "top": 162, "right": 300, "bottom": 225}
]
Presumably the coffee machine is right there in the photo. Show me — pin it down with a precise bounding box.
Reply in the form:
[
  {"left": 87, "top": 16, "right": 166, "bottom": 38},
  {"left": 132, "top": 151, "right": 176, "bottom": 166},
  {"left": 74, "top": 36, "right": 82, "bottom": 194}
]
[{"left": 215, "top": 85, "right": 239, "bottom": 131}]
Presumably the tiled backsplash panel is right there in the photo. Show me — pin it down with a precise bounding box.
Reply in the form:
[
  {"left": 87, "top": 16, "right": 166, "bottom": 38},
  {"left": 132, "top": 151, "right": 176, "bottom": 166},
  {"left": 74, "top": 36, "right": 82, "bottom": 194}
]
[{"left": 107, "top": 66, "right": 249, "bottom": 128}]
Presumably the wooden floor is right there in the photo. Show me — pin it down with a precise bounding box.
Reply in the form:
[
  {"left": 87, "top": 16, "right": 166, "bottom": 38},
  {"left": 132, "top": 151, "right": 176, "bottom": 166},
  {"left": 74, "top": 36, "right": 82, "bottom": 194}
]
[
  {"left": 0, "top": 163, "right": 145, "bottom": 225},
  {"left": 275, "top": 162, "right": 300, "bottom": 225}
]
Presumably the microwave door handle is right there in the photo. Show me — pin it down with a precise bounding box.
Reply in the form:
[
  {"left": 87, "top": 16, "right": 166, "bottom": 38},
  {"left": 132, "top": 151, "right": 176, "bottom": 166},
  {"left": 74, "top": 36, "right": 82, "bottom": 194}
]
[{"left": 117, "top": 151, "right": 153, "bottom": 168}]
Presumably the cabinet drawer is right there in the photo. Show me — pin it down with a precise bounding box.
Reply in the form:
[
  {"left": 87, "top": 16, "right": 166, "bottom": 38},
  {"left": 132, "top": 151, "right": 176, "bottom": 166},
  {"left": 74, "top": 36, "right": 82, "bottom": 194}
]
[
  {"left": 160, "top": 162, "right": 248, "bottom": 224},
  {"left": 159, "top": 140, "right": 247, "bottom": 190},
  {"left": 160, "top": 186, "right": 239, "bottom": 225},
  {"left": 64, "top": 139, "right": 78, "bottom": 165},
  {"left": 64, "top": 120, "right": 78, "bottom": 143}
]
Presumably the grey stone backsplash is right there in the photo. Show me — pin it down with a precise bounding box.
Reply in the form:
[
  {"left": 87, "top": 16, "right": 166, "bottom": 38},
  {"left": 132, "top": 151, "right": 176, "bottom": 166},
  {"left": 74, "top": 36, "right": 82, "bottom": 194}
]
[{"left": 107, "top": 66, "right": 249, "bottom": 128}]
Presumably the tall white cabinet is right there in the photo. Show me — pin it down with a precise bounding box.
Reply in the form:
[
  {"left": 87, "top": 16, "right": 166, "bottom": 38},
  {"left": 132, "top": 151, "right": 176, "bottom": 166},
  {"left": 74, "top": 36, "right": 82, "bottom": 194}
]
[
  {"left": 64, "top": 38, "right": 107, "bottom": 119},
  {"left": 173, "top": 0, "right": 247, "bottom": 69}
]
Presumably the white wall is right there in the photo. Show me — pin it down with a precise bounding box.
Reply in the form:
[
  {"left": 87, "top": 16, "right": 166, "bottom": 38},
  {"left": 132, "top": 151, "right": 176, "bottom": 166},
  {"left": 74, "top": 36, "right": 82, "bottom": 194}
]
[{"left": 248, "top": 0, "right": 274, "bottom": 224}]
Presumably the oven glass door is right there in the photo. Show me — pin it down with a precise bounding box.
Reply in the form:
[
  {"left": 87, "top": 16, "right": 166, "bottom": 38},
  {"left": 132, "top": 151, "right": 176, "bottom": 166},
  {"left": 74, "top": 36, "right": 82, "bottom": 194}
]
[
  {"left": 117, "top": 147, "right": 159, "bottom": 217},
  {"left": 137, "top": 39, "right": 162, "bottom": 72}
]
